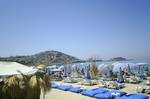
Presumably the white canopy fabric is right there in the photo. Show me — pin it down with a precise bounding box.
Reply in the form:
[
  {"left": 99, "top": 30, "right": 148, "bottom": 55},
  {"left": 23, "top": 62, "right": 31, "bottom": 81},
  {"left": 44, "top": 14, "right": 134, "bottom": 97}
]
[
  {"left": 46, "top": 65, "right": 57, "bottom": 69},
  {"left": 135, "top": 63, "right": 148, "bottom": 66},
  {"left": 112, "top": 62, "right": 135, "bottom": 72},
  {"left": 0, "top": 61, "right": 38, "bottom": 76},
  {"left": 98, "top": 63, "right": 114, "bottom": 73},
  {"left": 50, "top": 68, "right": 62, "bottom": 72}
]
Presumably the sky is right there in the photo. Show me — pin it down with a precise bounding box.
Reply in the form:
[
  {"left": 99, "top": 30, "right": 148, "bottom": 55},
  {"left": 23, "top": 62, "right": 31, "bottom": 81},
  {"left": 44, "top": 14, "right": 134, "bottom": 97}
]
[{"left": 0, "top": 0, "right": 150, "bottom": 59}]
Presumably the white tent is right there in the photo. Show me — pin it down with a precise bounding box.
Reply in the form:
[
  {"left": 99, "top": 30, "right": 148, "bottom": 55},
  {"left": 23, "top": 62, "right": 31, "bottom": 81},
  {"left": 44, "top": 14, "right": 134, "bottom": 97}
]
[{"left": 0, "top": 61, "right": 38, "bottom": 76}]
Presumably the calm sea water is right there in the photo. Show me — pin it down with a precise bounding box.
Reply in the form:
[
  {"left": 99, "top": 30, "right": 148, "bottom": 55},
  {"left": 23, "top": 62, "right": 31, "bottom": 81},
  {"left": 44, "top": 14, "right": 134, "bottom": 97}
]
[
  {"left": 129, "top": 58, "right": 150, "bottom": 64},
  {"left": 96, "top": 58, "right": 150, "bottom": 65}
]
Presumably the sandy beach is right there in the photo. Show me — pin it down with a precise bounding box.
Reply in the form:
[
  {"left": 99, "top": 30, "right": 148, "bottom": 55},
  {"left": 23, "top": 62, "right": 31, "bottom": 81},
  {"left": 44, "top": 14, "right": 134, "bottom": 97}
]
[
  {"left": 41, "top": 81, "right": 150, "bottom": 99},
  {"left": 44, "top": 89, "right": 94, "bottom": 99}
]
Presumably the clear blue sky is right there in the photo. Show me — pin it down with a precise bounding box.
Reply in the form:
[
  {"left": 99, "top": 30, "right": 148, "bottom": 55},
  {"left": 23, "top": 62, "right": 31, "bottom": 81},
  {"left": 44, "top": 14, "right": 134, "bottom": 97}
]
[{"left": 0, "top": 0, "right": 150, "bottom": 59}]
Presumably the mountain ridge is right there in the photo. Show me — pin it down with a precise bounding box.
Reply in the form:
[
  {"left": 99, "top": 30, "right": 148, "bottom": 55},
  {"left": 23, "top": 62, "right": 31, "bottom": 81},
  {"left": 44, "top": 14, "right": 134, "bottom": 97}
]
[{"left": 0, "top": 50, "right": 80, "bottom": 66}]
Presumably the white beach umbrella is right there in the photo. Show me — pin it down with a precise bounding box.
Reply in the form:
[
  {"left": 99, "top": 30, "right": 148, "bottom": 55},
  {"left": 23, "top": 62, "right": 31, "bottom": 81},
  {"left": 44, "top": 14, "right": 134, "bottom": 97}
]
[
  {"left": 0, "top": 61, "right": 37, "bottom": 76},
  {"left": 98, "top": 63, "right": 114, "bottom": 74},
  {"left": 112, "top": 62, "right": 135, "bottom": 72},
  {"left": 135, "top": 63, "right": 148, "bottom": 74},
  {"left": 135, "top": 63, "right": 148, "bottom": 66}
]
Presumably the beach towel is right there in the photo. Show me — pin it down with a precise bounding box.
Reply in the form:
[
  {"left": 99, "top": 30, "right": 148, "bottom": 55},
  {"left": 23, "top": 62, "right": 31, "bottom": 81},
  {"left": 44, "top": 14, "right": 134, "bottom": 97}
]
[
  {"left": 69, "top": 87, "right": 84, "bottom": 93},
  {"left": 94, "top": 92, "right": 113, "bottom": 99},
  {"left": 109, "top": 90, "right": 127, "bottom": 97},
  {"left": 94, "top": 90, "right": 127, "bottom": 99},
  {"left": 116, "top": 94, "right": 149, "bottom": 99},
  {"left": 57, "top": 85, "right": 72, "bottom": 91},
  {"left": 51, "top": 83, "right": 60, "bottom": 88},
  {"left": 81, "top": 88, "right": 108, "bottom": 97}
]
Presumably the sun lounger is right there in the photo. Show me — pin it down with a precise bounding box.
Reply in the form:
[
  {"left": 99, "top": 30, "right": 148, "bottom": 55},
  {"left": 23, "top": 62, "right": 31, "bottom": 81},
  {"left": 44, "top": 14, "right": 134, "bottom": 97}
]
[
  {"left": 94, "top": 90, "right": 127, "bottom": 99},
  {"left": 136, "top": 86, "right": 146, "bottom": 93},
  {"left": 63, "top": 77, "right": 78, "bottom": 83},
  {"left": 145, "top": 87, "right": 150, "bottom": 94},
  {"left": 109, "top": 90, "right": 127, "bottom": 96},
  {"left": 69, "top": 87, "right": 84, "bottom": 93},
  {"left": 81, "top": 88, "right": 108, "bottom": 97},
  {"left": 128, "top": 77, "right": 141, "bottom": 84},
  {"left": 145, "top": 80, "right": 150, "bottom": 85},
  {"left": 94, "top": 92, "right": 113, "bottom": 99},
  {"left": 116, "top": 94, "right": 149, "bottom": 99},
  {"left": 79, "top": 79, "right": 98, "bottom": 86},
  {"left": 106, "top": 81, "right": 119, "bottom": 89},
  {"left": 57, "top": 85, "right": 72, "bottom": 91},
  {"left": 51, "top": 83, "right": 60, "bottom": 88},
  {"left": 98, "top": 80, "right": 107, "bottom": 88}
]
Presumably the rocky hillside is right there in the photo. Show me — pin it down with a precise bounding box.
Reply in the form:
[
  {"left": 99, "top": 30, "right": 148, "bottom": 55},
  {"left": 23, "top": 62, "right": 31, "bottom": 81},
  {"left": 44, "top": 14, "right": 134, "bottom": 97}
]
[{"left": 0, "top": 51, "right": 80, "bottom": 66}]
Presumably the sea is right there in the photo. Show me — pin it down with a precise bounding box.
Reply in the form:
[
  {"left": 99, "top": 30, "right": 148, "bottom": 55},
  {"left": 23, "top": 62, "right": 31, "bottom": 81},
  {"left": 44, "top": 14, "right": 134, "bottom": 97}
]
[{"left": 96, "top": 58, "right": 150, "bottom": 65}]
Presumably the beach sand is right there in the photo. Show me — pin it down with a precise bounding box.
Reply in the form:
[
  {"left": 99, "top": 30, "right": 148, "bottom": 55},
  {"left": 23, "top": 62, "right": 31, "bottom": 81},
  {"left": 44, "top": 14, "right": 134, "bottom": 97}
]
[
  {"left": 44, "top": 89, "right": 94, "bottom": 99},
  {"left": 41, "top": 82, "right": 150, "bottom": 99}
]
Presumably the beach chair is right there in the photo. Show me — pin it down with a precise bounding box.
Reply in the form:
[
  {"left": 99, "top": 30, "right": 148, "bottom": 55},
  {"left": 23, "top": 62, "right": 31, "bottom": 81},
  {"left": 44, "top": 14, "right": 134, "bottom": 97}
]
[
  {"left": 116, "top": 93, "right": 149, "bottom": 99},
  {"left": 81, "top": 88, "right": 108, "bottom": 97},
  {"left": 80, "top": 79, "right": 97, "bottom": 86},
  {"left": 63, "top": 77, "right": 78, "bottom": 83},
  {"left": 109, "top": 90, "right": 127, "bottom": 96},
  {"left": 69, "top": 87, "right": 85, "bottom": 93},
  {"left": 144, "top": 79, "right": 150, "bottom": 85},
  {"left": 94, "top": 90, "right": 127, "bottom": 99},
  {"left": 108, "top": 81, "right": 125, "bottom": 89},
  {"left": 136, "top": 86, "right": 146, "bottom": 93},
  {"left": 98, "top": 80, "right": 107, "bottom": 88},
  {"left": 51, "top": 83, "right": 60, "bottom": 88},
  {"left": 128, "top": 76, "right": 141, "bottom": 84},
  {"left": 57, "top": 85, "right": 72, "bottom": 91},
  {"left": 145, "top": 87, "right": 150, "bottom": 94},
  {"left": 94, "top": 92, "right": 113, "bottom": 99}
]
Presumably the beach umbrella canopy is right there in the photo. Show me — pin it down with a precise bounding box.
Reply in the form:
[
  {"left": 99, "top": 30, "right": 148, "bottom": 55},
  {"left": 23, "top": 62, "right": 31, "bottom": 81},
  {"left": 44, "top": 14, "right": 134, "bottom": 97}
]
[
  {"left": 135, "top": 63, "right": 148, "bottom": 66},
  {"left": 135, "top": 63, "right": 148, "bottom": 74},
  {"left": 106, "top": 69, "right": 113, "bottom": 78},
  {"left": 98, "top": 63, "right": 114, "bottom": 74},
  {"left": 112, "top": 62, "right": 135, "bottom": 72},
  {"left": 71, "top": 64, "right": 78, "bottom": 72},
  {"left": 0, "top": 61, "right": 37, "bottom": 76},
  {"left": 63, "top": 64, "right": 72, "bottom": 77}
]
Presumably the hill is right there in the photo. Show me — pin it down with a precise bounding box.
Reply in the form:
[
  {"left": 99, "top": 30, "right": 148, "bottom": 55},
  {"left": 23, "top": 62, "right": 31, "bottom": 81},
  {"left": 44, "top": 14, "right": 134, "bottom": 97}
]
[
  {"left": 0, "top": 51, "right": 80, "bottom": 66},
  {"left": 110, "top": 57, "right": 127, "bottom": 61}
]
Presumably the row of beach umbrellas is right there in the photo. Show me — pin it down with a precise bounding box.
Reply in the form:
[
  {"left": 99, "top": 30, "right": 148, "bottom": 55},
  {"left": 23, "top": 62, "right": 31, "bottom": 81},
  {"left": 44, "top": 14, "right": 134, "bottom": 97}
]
[{"left": 46, "top": 62, "right": 149, "bottom": 79}]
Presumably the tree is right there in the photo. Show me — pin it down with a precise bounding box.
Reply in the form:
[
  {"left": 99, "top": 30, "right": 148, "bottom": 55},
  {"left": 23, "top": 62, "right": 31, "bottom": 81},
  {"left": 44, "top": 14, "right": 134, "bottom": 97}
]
[{"left": 0, "top": 72, "right": 51, "bottom": 99}]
